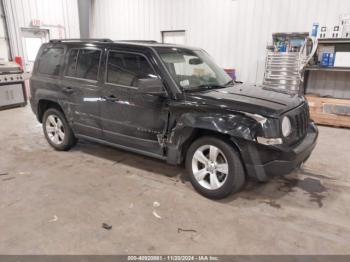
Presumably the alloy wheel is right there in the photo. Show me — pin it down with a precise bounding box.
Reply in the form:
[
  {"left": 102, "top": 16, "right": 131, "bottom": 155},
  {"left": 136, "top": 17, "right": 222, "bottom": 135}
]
[
  {"left": 191, "top": 145, "right": 229, "bottom": 190},
  {"left": 45, "top": 114, "right": 65, "bottom": 145}
]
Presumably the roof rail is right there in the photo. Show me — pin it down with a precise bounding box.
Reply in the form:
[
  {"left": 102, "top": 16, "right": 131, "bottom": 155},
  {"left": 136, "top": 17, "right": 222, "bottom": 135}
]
[
  {"left": 118, "top": 40, "right": 158, "bottom": 44},
  {"left": 50, "top": 38, "right": 113, "bottom": 43}
]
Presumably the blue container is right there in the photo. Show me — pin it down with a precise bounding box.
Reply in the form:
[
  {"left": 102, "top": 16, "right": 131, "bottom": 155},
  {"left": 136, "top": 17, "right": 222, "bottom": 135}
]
[
  {"left": 328, "top": 53, "right": 335, "bottom": 67},
  {"left": 278, "top": 44, "right": 287, "bottom": 52},
  {"left": 321, "top": 53, "right": 330, "bottom": 67},
  {"left": 321, "top": 53, "right": 335, "bottom": 67},
  {"left": 311, "top": 23, "right": 319, "bottom": 37}
]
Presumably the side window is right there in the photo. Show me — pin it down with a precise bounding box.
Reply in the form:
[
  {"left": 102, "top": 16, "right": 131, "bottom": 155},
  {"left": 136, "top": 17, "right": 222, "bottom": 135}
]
[
  {"left": 66, "top": 49, "right": 79, "bottom": 77},
  {"left": 107, "top": 51, "right": 156, "bottom": 87},
  {"left": 76, "top": 49, "right": 101, "bottom": 80},
  {"left": 37, "top": 47, "right": 64, "bottom": 76},
  {"left": 65, "top": 49, "right": 101, "bottom": 81}
]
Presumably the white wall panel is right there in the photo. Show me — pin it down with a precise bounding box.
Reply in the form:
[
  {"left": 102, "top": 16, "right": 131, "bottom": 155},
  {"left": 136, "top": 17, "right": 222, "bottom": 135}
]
[
  {"left": 91, "top": 0, "right": 350, "bottom": 83},
  {"left": 3, "top": 0, "right": 80, "bottom": 59},
  {"left": 0, "top": 1, "right": 10, "bottom": 61}
]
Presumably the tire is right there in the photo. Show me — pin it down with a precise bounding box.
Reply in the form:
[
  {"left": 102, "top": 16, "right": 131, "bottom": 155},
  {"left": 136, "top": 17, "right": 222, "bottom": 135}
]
[
  {"left": 42, "top": 108, "right": 77, "bottom": 151},
  {"left": 185, "top": 136, "right": 245, "bottom": 199}
]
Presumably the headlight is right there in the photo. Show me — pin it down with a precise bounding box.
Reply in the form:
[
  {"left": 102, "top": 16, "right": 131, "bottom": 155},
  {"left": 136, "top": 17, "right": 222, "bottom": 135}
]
[{"left": 281, "top": 116, "right": 292, "bottom": 137}]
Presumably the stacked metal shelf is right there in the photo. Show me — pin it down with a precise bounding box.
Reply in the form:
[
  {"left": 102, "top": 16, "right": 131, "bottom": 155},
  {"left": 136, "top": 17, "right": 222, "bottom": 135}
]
[
  {"left": 263, "top": 52, "right": 302, "bottom": 92},
  {"left": 303, "top": 38, "right": 350, "bottom": 128}
]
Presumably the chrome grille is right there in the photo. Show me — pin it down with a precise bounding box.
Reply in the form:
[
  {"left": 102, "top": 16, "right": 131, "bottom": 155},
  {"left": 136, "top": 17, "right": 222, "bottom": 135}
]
[
  {"left": 294, "top": 107, "right": 309, "bottom": 139},
  {"left": 284, "top": 102, "right": 310, "bottom": 145}
]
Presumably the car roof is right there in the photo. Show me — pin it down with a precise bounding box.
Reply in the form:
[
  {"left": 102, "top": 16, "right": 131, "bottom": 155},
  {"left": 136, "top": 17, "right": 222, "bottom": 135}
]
[
  {"left": 48, "top": 39, "right": 200, "bottom": 51},
  {"left": 116, "top": 41, "right": 201, "bottom": 51}
]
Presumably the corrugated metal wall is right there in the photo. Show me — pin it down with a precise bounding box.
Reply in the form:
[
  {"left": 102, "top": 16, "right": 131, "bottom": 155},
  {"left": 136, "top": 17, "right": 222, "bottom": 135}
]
[
  {"left": 91, "top": 0, "right": 350, "bottom": 83},
  {"left": 0, "top": 1, "right": 10, "bottom": 61},
  {"left": 3, "top": 0, "right": 80, "bottom": 59}
]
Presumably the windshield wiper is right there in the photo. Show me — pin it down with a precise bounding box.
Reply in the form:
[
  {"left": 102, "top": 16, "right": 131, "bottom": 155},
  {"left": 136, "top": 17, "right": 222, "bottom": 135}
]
[
  {"left": 193, "top": 84, "right": 227, "bottom": 90},
  {"left": 183, "top": 82, "right": 232, "bottom": 92},
  {"left": 224, "top": 79, "right": 234, "bottom": 86}
]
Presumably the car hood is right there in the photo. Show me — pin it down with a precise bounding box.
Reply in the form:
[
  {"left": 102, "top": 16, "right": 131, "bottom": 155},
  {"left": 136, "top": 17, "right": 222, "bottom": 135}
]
[{"left": 184, "top": 83, "right": 304, "bottom": 117}]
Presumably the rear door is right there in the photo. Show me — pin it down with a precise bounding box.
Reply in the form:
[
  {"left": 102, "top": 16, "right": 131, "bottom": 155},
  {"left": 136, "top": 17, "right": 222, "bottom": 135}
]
[
  {"left": 61, "top": 47, "right": 103, "bottom": 138},
  {"left": 100, "top": 49, "right": 168, "bottom": 156}
]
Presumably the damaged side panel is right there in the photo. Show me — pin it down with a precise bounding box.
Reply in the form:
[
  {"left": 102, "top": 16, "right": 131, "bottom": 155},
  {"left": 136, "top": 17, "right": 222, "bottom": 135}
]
[{"left": 165, "top": 111, "right": 262, "bottom": 165}]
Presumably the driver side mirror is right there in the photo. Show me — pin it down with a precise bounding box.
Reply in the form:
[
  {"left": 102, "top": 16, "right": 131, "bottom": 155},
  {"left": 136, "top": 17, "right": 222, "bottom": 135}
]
[{"left": 135, "top": 78, "right": 167, "bottom": 96}]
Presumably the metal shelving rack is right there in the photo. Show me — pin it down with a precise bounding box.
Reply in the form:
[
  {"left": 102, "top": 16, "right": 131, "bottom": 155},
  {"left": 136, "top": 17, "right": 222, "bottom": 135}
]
[
  {"left": 305, "top": 66, "right": 350, "bottom": 72},
  {"left": 263, "top": 32, "right": 310, "bottom": 92},
  {"left": 263, "top": 52, "right": 302, "bottom": 91},
  {"left": 303, "top": 38, "right": 350, "bottom": 128}
]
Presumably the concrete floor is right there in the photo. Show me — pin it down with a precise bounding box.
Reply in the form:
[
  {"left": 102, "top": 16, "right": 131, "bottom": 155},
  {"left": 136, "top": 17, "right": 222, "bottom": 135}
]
[{"left": 1, "top": 106, "right": 350, "bottom": 254}]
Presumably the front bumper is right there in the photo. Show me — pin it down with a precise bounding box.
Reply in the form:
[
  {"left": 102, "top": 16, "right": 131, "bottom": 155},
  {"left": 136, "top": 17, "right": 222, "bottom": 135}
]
[{"left": 243, "top": 122, "right": 318, "bottom": 181}]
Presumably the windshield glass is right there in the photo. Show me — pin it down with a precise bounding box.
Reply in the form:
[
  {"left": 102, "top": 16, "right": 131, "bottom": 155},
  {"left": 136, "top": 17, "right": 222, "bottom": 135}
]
[{"left": 156, "top": 47, "right": 232, "bottom": 91}]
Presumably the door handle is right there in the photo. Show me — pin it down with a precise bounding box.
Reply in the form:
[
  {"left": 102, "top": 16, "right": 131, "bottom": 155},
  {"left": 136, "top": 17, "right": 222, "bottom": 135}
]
[
  {"left": 62, "top": 86, "right": 74, "bottom": 94},
  {"left": 102, "top": 95, "right": 120, "bottom": 102}
]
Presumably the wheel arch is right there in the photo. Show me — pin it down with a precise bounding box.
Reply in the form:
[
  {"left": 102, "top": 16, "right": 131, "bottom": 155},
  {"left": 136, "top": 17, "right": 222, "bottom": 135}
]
[
  {"left": 165, "top": 113, "right": 257, "bottom": 167},
  {"left": 37, "top": 99, "right": 64, "bottom": 123}
]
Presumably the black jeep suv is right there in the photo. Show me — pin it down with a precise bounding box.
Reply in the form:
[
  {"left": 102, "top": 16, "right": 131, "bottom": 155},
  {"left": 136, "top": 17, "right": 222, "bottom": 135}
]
[{"left": 30, "top": 39, "right": 318, "bottom": 199}]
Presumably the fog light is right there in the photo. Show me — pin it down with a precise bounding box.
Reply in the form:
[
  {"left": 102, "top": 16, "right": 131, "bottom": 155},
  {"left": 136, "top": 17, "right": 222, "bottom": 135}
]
[{"left": 257, "top": 137, "right": 283, "bottom": 145}]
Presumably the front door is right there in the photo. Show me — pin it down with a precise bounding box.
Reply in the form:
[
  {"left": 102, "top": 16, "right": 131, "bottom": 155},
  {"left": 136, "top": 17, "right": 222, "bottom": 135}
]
[{"left": 100, "top": 50, "right": 168, "bottom": 156}]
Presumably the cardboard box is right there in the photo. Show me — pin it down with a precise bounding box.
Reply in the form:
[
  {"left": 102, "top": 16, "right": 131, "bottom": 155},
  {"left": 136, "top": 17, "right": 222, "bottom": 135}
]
[{"left": 334, "top": 52, "right": 350, "bottom": 67}]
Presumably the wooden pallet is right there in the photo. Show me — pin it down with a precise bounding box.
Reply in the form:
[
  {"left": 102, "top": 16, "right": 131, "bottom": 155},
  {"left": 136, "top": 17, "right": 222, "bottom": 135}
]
[{"left": 306, "top": 95, "right": 350, "bottom": 128}]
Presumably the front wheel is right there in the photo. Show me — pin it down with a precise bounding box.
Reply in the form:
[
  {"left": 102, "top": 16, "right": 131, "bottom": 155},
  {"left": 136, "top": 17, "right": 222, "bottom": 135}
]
[
  {"left": 42, "top": 108, "right": 77, "bottom": 151},
  {"left": 186, "top": 136, "right": 245, "bottom": 199}
]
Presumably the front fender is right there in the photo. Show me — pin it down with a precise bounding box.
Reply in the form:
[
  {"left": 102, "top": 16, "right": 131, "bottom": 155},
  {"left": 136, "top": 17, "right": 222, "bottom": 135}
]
[
  {"left": 175, "top": 112, "right": 260, "bottom": 139},
  {"left": 166, "top": 112, "right": 261, "bottom": 164}
]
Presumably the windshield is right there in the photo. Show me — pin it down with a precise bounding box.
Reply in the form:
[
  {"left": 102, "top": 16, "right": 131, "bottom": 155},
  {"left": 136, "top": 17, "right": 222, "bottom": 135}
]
[{"left": 156, "top": 47, "right": 232, "bottom": 92}]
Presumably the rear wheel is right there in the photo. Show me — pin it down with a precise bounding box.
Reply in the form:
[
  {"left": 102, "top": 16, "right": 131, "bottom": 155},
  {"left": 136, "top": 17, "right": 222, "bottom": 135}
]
[
  {"left": 186, "top": 136, "right": 245, "bottom": 199},
  {"left": 42, "top": 108, "right": 76, "bottom": 151}
]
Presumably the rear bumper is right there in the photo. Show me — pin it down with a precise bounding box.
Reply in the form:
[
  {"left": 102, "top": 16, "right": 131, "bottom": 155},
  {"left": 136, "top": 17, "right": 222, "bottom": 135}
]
[
  {"left": 243, "top": 122, "right": 318, "bottom": 181},
  {"left": 29, "top": 96, "right": 40, "bottom": 122}
]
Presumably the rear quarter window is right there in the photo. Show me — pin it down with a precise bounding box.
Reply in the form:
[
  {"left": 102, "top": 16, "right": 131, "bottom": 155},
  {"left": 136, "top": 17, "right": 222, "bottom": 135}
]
[{"left": 37, "top": 47, "right": 65, "bottom": 76}]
